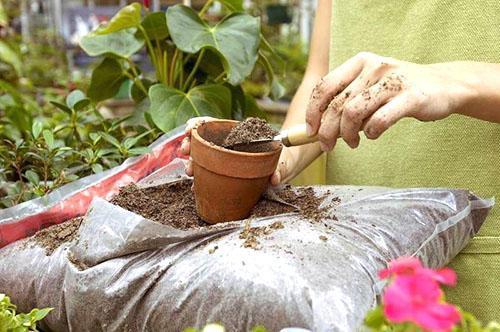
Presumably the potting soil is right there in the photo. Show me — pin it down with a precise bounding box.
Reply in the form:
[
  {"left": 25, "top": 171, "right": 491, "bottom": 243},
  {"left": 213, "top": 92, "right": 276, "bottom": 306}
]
[
  {"left": 222, "top": 117, "right": 279, "bottom": 150},
  {"left": 0, "top": 160, "right": 493, "bottom": 332}
]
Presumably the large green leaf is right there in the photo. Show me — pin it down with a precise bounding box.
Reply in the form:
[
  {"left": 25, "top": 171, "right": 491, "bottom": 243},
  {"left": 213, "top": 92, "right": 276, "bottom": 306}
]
[
  {"left": 167, "top": 5, "right": 260, "bottom": 85},
  {"left": 0, "top": 40, "right": 21, "bottom": 75},
  {"left": 141, "top": 12, "right": 169, "bottom": 40},
  {"left": 87, "top": 58, "right": 127, "bottom": 103},
  {"left": 96, "top": 3, "right": 142, "bottom": 34},
  {"left": 80, "top": 28, "right": 144, "bottom": 58},
  {"left": 149, "top": 83, "right": 231, "bottom": 132}
]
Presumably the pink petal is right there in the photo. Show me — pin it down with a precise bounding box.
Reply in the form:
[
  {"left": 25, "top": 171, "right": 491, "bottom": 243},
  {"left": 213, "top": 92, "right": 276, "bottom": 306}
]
[
  {"left": 379, "top": 257, "right": 422, "bottom": 279},
  {"left": 434, "top": 268, "right": 457, "bottom": 286},
  {"left": 413, "top": 302, "right": 461, "bottom": 331}
]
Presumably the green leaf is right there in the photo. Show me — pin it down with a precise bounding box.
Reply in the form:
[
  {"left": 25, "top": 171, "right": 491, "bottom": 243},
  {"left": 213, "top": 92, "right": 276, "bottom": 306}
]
[
  {"left": 25, "top": 170, "right": 40, "bottom": 185},
  {"left": 130, "top": 78, "right": 153, "bottom": 103},
  {"left": 244, "top": 94, "right": 267, "bottom": 119},
  {"left": 31, "top": 307, "right": 53, "bottom": 321},
  {"left": 66, "top": 90, "right": 90, "bottom": 111},
  {"left": 91, "top": 163, "right": 104, "bottom": 174},
  {"left": 363, "top": 306, "right": 386, "bottom": 328},
  {"left": 141, "top": 12, "right": 169, "bottom": 40},
  {"left": 149, "top": 83, "right": 231, "bottom": 132},
  {"left": 250, "top": 326, "right": 267, "bottom": 332},
  {"left": 217, "top": 0, "right": 244, "bottom": 11},
  {"left": 99, "top": 132, "right": 121, "bottom": 149},
  {"left": 0, "top": 40, "right": 21, "bottom": 75},
  {"left": 96, "top": 3, "right": 142, "bottom": 34},
  {"left": 50, "top": 101, "right": 72, "bottom": 114},
  {"left": 80, "top": 28, "right": 144, "bottom": 58},
  {"left": 42, "top": 130, "right": 55, "bottom": 150},
  {"left": 128, "top": 147, "right": 152, "bottom": 155},
  {"left": 32, "top": 122, "right": 43, "bottom": 139},
  {"left": 167, "top": 5, "right": 260, "bottom": 85},
  {"left": 87, "top": 58, "right": 127, "bottom": 103}
]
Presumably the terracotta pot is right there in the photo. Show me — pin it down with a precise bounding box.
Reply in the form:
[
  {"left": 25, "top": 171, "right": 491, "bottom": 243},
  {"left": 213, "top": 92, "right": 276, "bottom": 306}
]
[{"left": 191, "top": 120, "right": 282, "bottom": 224}]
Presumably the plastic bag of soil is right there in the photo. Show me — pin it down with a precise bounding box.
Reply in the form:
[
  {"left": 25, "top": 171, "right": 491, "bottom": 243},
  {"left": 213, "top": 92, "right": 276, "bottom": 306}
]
[
  {"left": 0, "top": 159, "right": 493, "bottom": 332},
  {"left": 0, "top": 127, "right": 185, "bottom": 248}
]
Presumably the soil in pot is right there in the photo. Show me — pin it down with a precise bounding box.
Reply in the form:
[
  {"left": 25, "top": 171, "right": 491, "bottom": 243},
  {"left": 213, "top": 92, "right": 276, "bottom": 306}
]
[
  {"left": 222, "top": 117, "right": 279, "bottom": 152},
  {"left": 27, "top": 180, "right": 335, "bottom": 255}
]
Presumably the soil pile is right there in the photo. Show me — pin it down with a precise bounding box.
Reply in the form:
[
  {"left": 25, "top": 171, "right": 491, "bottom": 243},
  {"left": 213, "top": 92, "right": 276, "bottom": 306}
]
[
  {"left": 31, "top": 217, "right": 84, "bottom": 255},
  {"left": 222, "top": 117, "right": 279, "bottom": 150},
  {"left": 29, "top": 180, "right": 333, "bottom": 255},
  {"left": 110, "top": 181, "right": 207, "bottom": 229}
]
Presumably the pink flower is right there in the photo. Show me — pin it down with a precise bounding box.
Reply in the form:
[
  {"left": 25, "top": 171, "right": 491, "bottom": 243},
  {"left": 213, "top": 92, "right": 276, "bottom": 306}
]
[
  {"left": 379, "top": 257, "right": 461, "bottom": 331},
  {"left": 143, "top": 0, "right": 150, "bottom": 9},
  {"left": 379, "top": 257, "right": 457, "bottom": 286},
  {"left": 383, "top": 275, "right": 461, "bottom": 331}
]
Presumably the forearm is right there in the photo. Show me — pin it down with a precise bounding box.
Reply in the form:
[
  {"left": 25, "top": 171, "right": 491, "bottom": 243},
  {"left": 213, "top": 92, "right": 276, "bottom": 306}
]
[
  {"left": 447, "top": 61, "right": 500, "bottom": 123},
  {"left": 280, "top": 77, "right": 323, "bottom": 182}
]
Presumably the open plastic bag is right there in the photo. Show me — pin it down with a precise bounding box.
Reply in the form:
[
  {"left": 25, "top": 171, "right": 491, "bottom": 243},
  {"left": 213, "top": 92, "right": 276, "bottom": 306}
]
[{"left": 0, "top": 158, "right": 493, "bottom": 331}]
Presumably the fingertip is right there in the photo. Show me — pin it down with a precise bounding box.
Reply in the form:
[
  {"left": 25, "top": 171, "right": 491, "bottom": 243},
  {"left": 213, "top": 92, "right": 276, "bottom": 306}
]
[
  {"left": 185, "top": 160, "right": 193, "bottom": 176},
  {"left": 271, "top": 171, "right": 281, "bottom": 186}
]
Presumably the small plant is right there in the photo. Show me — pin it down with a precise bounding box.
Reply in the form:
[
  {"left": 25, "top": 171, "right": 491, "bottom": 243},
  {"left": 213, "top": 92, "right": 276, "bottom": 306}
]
[
  {"left": 0, "top": 87, "right": 154, "bottom": 208},
  {"left": 80, "top": 1, "right": 283, "bottom": 133},
  {"left": 364, "top": 257, "right": 500, "bottom": 332},
  {"left": 0, "top": 293, "right": 52, "bottom": 332}
]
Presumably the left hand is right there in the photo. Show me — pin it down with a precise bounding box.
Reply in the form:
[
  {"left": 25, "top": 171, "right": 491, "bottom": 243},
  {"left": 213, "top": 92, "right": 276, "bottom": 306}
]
[{"left": 305, "top": 52, "right": 474, "bottom": 150}]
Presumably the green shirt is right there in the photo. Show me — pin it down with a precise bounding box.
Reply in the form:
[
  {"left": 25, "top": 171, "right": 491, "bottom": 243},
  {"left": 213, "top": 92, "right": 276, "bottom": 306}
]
[{"left": 328, "top": 0, "right": 500, "bottom": 321}]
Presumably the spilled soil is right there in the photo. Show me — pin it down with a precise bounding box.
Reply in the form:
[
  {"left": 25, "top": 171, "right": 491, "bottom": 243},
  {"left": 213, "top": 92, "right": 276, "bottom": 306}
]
[
  {"left": 29, "top": 180, "right": 333, "bottom": 255},
  {"left": 31, "top": 217, "right": 84, "bottom": 255},
  {"left": 222, "top": 117, "right": 279, "bottom": 152}
]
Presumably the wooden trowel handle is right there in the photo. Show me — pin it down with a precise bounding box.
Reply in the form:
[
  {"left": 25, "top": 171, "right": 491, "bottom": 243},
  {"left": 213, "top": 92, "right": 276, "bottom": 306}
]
[{"left": 281, "top": 124, "right": 318, "bottom": 147}]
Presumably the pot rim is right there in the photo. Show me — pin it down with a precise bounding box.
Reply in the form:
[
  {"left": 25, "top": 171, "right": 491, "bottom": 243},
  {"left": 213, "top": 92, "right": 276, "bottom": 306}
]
[{"left": 191, "top": 119, "right": 282, "bottom": 157}]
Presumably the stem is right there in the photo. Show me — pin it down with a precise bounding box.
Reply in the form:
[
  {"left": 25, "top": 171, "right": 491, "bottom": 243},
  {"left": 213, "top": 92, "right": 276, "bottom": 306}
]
[
  {"left": 178, "top": 53, "right": 184, "bottom": 88},
  {"left": 124, "top": 69, "right": 148, "bottom": 96},
  {"left": 163, "top": 50, "right": 168, "bottom": 86},
  {"left": 169, "top": 49, "right": 179, "bottom": 86},
  {"left": 214, "top": 71, "right": 226, "bottom": 82},
  {"left": 199, "top": 0, "right": 214, "bottom": 17},
  {"left": 138, "top": 25, "right": 161, "bottom": 80},
  {"left": 189, "top": 78, "right": 197, "bottom": 90},
  {"left": 183, "top": 49, "right": 205, "bottom": 91}
]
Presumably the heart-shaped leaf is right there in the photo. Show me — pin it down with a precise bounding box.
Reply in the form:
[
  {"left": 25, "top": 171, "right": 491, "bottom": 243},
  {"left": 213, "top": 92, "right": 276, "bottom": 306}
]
[
  {"left": 87, "top": 58, "right": 127, "bottom": 103},
  {"left": 80, "top": 28, "right": 144, "bottom": 58},
  {"left": 66, "top": 89, "right": 90, "bottom": 111},
  {"left": 141, "top": 12, "right": 169, "bottom": 40},
  {"left": 149, "top": 83, "right": 231, "bottom": 132},
  {"left": 167, "top": 5, "right": 260, "bottom": 85},
  {"left": 96, "top": 3, "right": 142, "bottom": 34}
]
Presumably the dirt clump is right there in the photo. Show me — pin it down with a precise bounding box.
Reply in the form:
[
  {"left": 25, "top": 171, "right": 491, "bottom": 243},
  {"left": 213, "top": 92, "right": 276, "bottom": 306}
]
[
  {"left": 110, "top": 180, "right": 207, "bottom": 229},
  {"left": 31, "top": 217, "right": 84, "bottom": 255},
  {"left": 276, "top": 185, "right": 331, "bottom": 222},
  {"left": 239, "top": 220, "right": 284, "bottom": 249},
  {"left": 222, "top": 117, "right": 279, "bottom": 150}
]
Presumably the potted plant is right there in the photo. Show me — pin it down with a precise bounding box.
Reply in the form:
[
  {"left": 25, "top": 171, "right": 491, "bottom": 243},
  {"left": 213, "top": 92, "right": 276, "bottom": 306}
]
[{"left": 79, "top": 1, "right": 285, "bottom": 133}]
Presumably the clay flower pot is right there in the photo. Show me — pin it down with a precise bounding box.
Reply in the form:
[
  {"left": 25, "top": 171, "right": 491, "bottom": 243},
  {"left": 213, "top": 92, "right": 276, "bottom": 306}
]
[{"left": 191, "top": 120, "right": 282, "bottom": 224}]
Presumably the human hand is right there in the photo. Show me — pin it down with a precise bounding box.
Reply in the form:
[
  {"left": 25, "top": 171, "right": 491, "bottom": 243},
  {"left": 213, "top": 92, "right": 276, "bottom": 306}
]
[{"left": 306, "top": 52, "right": 474, "bottom": 150}]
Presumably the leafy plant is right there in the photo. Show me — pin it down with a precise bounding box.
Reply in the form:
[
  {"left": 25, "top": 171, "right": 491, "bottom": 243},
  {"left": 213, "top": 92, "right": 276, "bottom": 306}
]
[
  {"left": 80, "top": 1, "right": 283, "bottom": 132},
  {"left": 0, "top": 293, "right": 52, "bottom": 332},
  {"left": 0, "top": 85, "right": 154, "bottom": 208}
]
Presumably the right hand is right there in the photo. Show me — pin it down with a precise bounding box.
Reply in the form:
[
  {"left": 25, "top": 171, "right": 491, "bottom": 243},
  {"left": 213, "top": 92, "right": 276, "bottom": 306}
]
[{"left": 180, "top": 117, "right": 292, "bottom": 186}]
